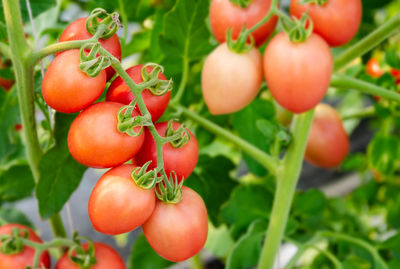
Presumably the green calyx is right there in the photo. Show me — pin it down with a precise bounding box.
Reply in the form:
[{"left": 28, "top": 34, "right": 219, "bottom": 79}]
[
  {"left": 229, "top": 0, "right": 252, "bottom": 8},
  {"left": 155, "top": 172, "right": 183, "bottom": 204},
  {"left": 299, "top": 0, "right": 328, "bottom": 5},
  {"left": 164, "top": 120, "right": 190, "bottom": 148},
  {"left": 117, "top": 100, "right": 152, "bottom": 137},
  {"left": 68, "top": 234, "right": 97, "bottom": 269},
  {"left": 280, "top": 12, "right": 314, "bottom": 43},
  {"left": 0, "top": 227, "right": 28, "bottom": 255},
  {"left": 86, "top": 8, "right": 121, "bottom": 39},
  {"left": 131, "top": 162, "right": 163, "bottom": 189},
  {"left": 140, "top": 63, "right": 173, "bottom": 96},
  {"left": 79, "top": 42, "right": 112, "bottom": 77},
  {"left": 226, "top": 26, "right": 254, "bottom": 54}
]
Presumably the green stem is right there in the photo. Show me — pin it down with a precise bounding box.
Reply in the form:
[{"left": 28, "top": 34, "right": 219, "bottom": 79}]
[
  {"left": 341, "top": 106, "right": 376, "bottom": 121},
  {"left": 171, "top": 56, "right": 189, "bottom": 105},
  {"left": 190, "top": 254, "right": 204, "bottom": 269},
  {"left": 331, "top": 74, "right": 400, "bottom": 102},
  {"left": 334, "top": 12, "right": 400, "bottom": 71},
  {"left": 28, "top": 40, "right": 86, "bottom": 65},
  {"left": 3, "top": 0, "right": 66, "bottom": 238},
  {"left": 257, "top": 110, "right": 314, "bottom": 269},
  {"left": 247, "top": 0, "right": 278, "bottom": 34},
  {"left": 172, "top": 104, "right": 278, "bottom": 175},
  {"left": 320, "top": 231, "right": 388, "bottom": 269},
  {"left": 0, "top": 41, "right": 11, "bottom": 58}
]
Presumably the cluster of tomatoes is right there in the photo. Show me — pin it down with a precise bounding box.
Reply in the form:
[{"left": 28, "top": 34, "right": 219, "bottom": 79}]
[
  {"left": 0, "top": 12, "right": 208, "bottom": 268},
  {"left": 202, "top": 0, "right": 362, "bottom": 168}
]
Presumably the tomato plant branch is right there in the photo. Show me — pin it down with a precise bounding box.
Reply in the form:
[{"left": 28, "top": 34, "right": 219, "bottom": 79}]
[
  {"left": 3, "top": 0, "right": 67, "bottom": 239},
  {"left": 334, "top": 12, "right": 400, "bottom": 71},
  {"left": 246, "top": 0, "right": 278, "bottom": 34},
  {"left": 341, "top": 106, "right": 375, "bottom": 121},
  {"left": 320, "top": 231, "right": 388, "bottom": 269},
  {"left": 258, "top": 110, "right": 314, "bottom": 269},
  {"left": 171, "top": 104, "right": 278, "bottom": 175},
  {"left": 331, "top": 74, "right": 400, "bottom": 102},
  {"left": 0, "top": 41, "right": 10, "bottom": 58}
]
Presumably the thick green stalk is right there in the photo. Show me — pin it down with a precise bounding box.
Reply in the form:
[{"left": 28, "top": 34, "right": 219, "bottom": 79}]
[
  {"left": 334, "top": 12, "right": 400, "bottom": 71},
  {"left": 3, "top": 0, "right": 66, "bottom": 238},
  {"left": 341, "top": 106, "right": 375, "bottom": 121},
  {"left": 331, "top": 74, "right": 400, "bottom": 102},
  {"left": 257, "top": 110, "right": 314, "bottom": 269},
  {"left": 172, "top": 104, "right": 278, "bottom": 175}
]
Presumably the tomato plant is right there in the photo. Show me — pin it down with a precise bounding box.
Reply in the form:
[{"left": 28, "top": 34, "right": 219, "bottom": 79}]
[
  {"left": 142, "top": 186, "right": 208, "bottom": 262},
  {"left": 290, "top": 0, "right": 362, "bottom": 47},
  {"left": 0, "top": 224, "right": 50, "bottom": 269},
  {"left": 202, "top": 43, "right": 263, "bottom": 114},
  {"left": 263, "top": 32, "right": 333, "bottom": 113},
  {"left": 68, "top": 102, "right": 145, "bottom": 168},
  {"left": 88, "top": 164, "right": 156, "bottom": 235},
  {"left": 55, "top": 242, "right": 125, "bottom": 269},
  {"left": 106, "top": 65, "right": 171, "bottom": 122},
  {"left": 42, "top": 50, "right": 106, "bottom": 113}
]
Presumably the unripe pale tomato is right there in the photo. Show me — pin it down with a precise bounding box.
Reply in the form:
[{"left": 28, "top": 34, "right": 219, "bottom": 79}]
[
  {"left": 68, "top": 102, "right": 145, "bottom": 168},
  {"left": 0, "top": 224, "right": 51, "bottom": 269},
  {"left": 305, "top": 104, "right": 349, "bottom": 168},
  {"left": 55, "top": 242, "right": 125, "bottom": 269},
  {"left": 210, "top": 0, "right": 278, "bottom": 47},
  {"left": 42, "top": 50, "right": 106, "bottom": 113},
  {"left": 143, "top": 186, "right": 208, "bottom": 262},
  {"left": 290, "top": 0, "right": 362, "bottom": 47},
  {"left": 133, "top": 122, "right": 198, "bottom": 181},
  {"left": 88, "top": 164, "right": 156, "bottom": 235},
  {"left": 106, "top": 65, "right": 171, "bottom": 122},
  {"left": 202, "top": 43, "right": 263, "bottom": 114},
  {"left": 263, "top": 32, "right": 333, "bottom": 114},
  {"left": 58, "top": 17, "right": 121, "bottom": 79}
]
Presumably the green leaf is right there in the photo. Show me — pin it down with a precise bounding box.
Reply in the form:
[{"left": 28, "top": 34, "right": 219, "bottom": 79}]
[
  {"left": 129, "top": 233, "right": 173, "bottom": 269},
  {"left": 385, "top": 50, "right": 400, "bottom": 70},
  {"left": 160, "top": 0, "right": 213, "bottom": 75},
  {"left": 0, "top": 0, "right": 56, "bottom": 23},
  {"left": 36, "top": 113, "right": 87, "bottom": 219},
  {"left": 205, "top": 223, "right": 235, "bottom": 259},
  {"left": 221, "top": 184, "right": 273, "bottom": 239},
  {"left": 226, "top": 220, "right": 267, "bottom": 269},
  {"left": 122, "top": 30, "right": 151, "bottom": 58},
  {"left": 185, "top": 155, "right": 238, "bottom": 226},
  {"left": 232, "top": 99, "right": 276, "bottom": 176},
  {"left": 367, "top": 135, "right": 400, "bottom": 176},
  {"left": 0, "top": 164, "right": 34, "bottom": 202},
  {"left": 0, "top": 207, "right": 32, "bottom": 227},
  {"left": 0, "top": 68, "right": 14, "bottom": 80},
  {"left": 143, "top": 10, "right": 166, "bottom": 63},
  {"left": 388, "top": 196, "right": 400, "bottom": 229},
  {"left": 379, "top": 232, "right": 400, "bottom": 254}
]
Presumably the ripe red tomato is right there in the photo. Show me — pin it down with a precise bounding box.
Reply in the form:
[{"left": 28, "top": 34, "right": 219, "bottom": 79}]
[
  {"left": 366, "top": 58, "right": 384, "bottom": 78},
  {"left": 133, "top": 122, "right": 198, "bottom": 181},
  {"left": 68, "top": 102, "right": 145, "bottom": 168},
  {"left": 210, "top": 0, "right": 278, "bottom": 47},
  {"left": 58, "top": 17, "right": 121, "bottom": 79},
  {"left": 0, "top": 224, "right": 51, "bottom": 269},
  {"left": 42, "top": 50, "right": 106, "bottom": 113},
  {"left": 143, "top": 186, "right": 208, "bottom": 262},
  {"left": 106, "top": 65, "right": 171, "bottom": 122},
  {"left": 263, "top": 32, "right": 333, "bottom": 114},
  {"left": 202, "top": 43, "right": 263, "bottom": 114},
  {"left": 390, "top": 69, "right": 400, "bottom": 85},
  {"left": 290, "top": 0, "right": 362, "bottom": 47},
  {"left": 305, "top": 104, "right": 349, "bottom": 168},
  {"left": 88, "top": 164, "right": 156, "bottom": 235},
  {"left": 55, "top": 242, "right": 125, "bottom": 269}
]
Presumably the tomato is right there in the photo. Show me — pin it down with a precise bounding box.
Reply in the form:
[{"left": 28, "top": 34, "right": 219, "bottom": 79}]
[
  {"left": 290, "top": 0, "right": 362, "bottom": 47},
  {"left": 143, "top": 186, "right": 208, "bottom": 262},
  {"left": 58, "top": 17, "right": 121, "bottom": 79},
  {"left": 106, "top": 65, "right": 171, "bottom": 122},
  {"left": 390, "top": 69, "right": 400, "bottom": 85},
  {"left": 210, "top": 0, "right": 278, "bottom": 47},
  {"left": 0, "top": 224, "right": 51, "bottom": 269},
  {"left": 366, "top": 58, "right": 384, "bottom": 78},
  {"left": 68, "top": 102, "right": 145, "bottom": 168},
  {"left": 263, "top": 32, "right": 333, "bottom": 114},
  {"left": 88, "top": 164, "right": 156, "bottom": 235},
  {"left": 55, "top": 242, "right": 125, "bottom": 269},
  {"left": 42, "top": 50, "right": 106, "bottom": 113},
  {"left": 305, "top": 104, "right": 349, "bottom": 168},
  {"left": 201, "top": 43, "right": 263, "bottom": 114},
  {"left": 133, "top": 122, "right": 198, "bottom": 181}
]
